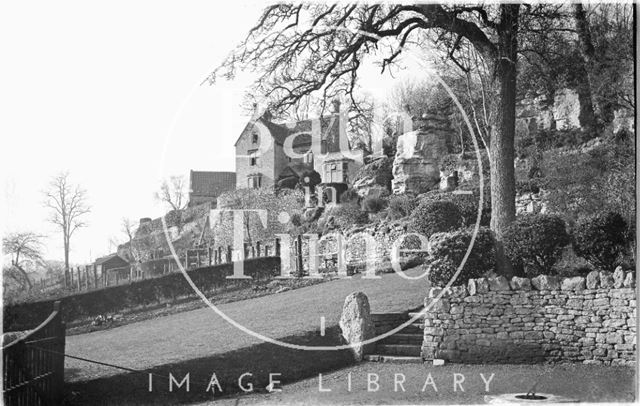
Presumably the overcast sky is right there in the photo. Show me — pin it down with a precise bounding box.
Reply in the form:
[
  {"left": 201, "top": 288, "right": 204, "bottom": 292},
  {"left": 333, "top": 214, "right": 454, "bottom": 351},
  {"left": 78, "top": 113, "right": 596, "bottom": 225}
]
[{"left": 0, "top": 1, "right": 440, "bottom": 265}]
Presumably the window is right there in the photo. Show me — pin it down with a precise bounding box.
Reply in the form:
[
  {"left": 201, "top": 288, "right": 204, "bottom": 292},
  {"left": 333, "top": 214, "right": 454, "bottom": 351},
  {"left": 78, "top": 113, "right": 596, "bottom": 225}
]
[
  {"left": 251, "top": 132, "right": 259, "bottom": 144},
  {"left": 248, "top": 149, "right": 258, "bottom": 166},
  {"left": 247, "top": 175, "right": 262, "bottom": 189}
]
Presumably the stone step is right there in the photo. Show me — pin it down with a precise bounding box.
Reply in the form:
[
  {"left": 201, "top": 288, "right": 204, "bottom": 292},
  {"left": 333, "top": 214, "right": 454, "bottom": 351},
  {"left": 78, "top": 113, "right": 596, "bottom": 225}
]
[
  {"left": 376, "top": 344, "right": 422, "bottom": 356},
  {"left": 364, "top": 354, "right": 423, "bottom": 364},
  {"left": 380, "top": 333, "right": 424, "bottom": 345}
]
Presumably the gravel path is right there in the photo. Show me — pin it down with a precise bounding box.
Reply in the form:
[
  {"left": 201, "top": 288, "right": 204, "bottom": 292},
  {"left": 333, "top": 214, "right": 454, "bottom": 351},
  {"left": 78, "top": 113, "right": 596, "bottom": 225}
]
[
  {"left": 211, "top": 363, "right": 636, "bottom": 405},
  {"left": 65, "top": 268, "right": 428, "bottom": 383}
]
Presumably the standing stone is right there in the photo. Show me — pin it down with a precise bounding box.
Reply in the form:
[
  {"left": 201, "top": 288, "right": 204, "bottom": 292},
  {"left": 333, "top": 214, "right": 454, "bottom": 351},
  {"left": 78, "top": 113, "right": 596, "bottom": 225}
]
[
  {"left": 531, "top": 275, "right": 560, "bottom": 291},
  {"left": 586, "top": 270, "right": 600, "bottom": 289},
  {"left": 561, "top": 276, "right": 586, "bottom": 292},
  {"left": 613, "top": 266, "right": 625, "bottom": 289},
  {"left": 599, "top": 272, "right": 615, "bottom": 289},
  {"left": 392, "top": 114, "right": 451, "bottom": 195},
  {"left": 339, "top": 292, "right": 375, "bottom": 361}
]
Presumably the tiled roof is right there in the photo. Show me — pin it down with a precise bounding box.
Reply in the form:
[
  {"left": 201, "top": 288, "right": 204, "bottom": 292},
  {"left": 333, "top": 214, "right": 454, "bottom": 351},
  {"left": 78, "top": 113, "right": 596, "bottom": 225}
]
[
  {"left": 189, "top": 171, "right": 236, "bottom": 197},
  {"left": 95, "top": 253, "right": 128, "bottom": 266}
]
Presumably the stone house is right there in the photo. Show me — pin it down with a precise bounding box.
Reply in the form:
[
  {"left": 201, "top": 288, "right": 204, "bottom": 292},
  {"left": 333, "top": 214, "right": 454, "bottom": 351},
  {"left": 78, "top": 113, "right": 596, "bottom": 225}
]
[{"left": 234, "top": 101, "right": 366, "bottom": 193}]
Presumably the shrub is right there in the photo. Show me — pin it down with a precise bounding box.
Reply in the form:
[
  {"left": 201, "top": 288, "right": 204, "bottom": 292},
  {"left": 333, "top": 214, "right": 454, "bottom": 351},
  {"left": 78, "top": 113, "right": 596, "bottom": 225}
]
[
  {"left": 503, "top": 214, "right": 571, "bottom": 277},
  {"left": 362, "top": 196, "right": 388, "bottom": 214},
  {"left": 328, "top": 203, "right": 369, "bottom": 230},
  {"left": 387, "top": 195, "right": 417, "bottom": 220},
  {"left": 340, "top": 189, "right": 360, "bottom": 204},
  {"left": 418, "top": 187, "right": 490, "bottom": 227},
  {"left": 573, "top": 211, "right": 628, "bottom": 272},
  {"left": 410, "top": 200, "right": 463, "bottom": 238},
  {"left": 428, "top": 227, "right": 496, "bottom": 287}
]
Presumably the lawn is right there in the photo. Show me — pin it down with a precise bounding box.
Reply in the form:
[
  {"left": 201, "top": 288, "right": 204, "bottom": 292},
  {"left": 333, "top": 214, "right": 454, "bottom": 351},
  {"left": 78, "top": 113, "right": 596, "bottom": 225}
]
[{"left": 63, "top": 267, "right": 429, "bottom": 404}]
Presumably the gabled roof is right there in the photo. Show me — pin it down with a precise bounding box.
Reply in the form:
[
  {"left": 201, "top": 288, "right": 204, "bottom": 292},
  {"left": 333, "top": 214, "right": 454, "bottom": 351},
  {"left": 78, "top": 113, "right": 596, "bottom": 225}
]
[
  {"left": 189, "top": 171, "right": 236, "bottom": 197},
  {"left": 234, "top": 113, "right": 357, "bottom": 153},
  {"left": 94, "top": 253, "right": 128, "bottom": 266}
]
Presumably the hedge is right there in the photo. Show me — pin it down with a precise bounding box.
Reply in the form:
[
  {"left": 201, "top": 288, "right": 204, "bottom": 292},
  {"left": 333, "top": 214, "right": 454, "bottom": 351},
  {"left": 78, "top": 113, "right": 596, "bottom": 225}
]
[{"left": 4, "top": 257, "right": 280, "bottom": 332}]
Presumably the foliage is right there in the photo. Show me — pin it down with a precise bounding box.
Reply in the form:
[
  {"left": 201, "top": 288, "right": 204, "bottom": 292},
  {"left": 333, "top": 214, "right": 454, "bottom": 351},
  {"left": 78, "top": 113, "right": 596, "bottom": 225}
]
[
  {"left": 418, "top": 186, "right": 491, "bottom": 227},
  {"left": 340, "top": 189, "right": 360, "bottom": 204},
  {"left": 326, "top": 203, "right": 370, "bottom": 230},
  {"left": 541, "top": 139, "right": 635, "bottom": 223},
  {"left": 3, "top": 257, "right": 281, "bottom": 330},
  {"left": 387, "top": 195, "right": 418, "bottom": 220},
  {"left": 428, "top": 227, "right": 497, "bottom": 287},
  {"left": 213, "top": 188, "right": 304, "bottom": 246},
  {"left": 353, "top": 157, "right": 394, "bottom": 193},
  {"left": 410, "top": 200, "right": 463, "bottom": 238},
  {"left": 362, "top": 196, "right": 388, "bottom": 214},
  {"left": 298, "top": 170, "right": 322, "bottom": 190},
  {"left": 573, "top": 211, "right": 628, "bottom": 272},
  {"left": 502, "top": 214, "right": 571, "bottom": 277}
]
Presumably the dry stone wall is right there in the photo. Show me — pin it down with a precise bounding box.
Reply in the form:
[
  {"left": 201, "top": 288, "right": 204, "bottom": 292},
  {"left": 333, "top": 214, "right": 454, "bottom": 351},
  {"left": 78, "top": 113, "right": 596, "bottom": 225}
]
[{"left": 422, "top": 271, "right": 637, "bottom": 365}]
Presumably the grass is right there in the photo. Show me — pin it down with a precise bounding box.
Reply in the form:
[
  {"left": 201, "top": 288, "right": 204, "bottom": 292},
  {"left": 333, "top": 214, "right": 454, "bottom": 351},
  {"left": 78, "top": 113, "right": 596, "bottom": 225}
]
[{"left": 62, "top": 267, "right": 429, "bottom": 404}]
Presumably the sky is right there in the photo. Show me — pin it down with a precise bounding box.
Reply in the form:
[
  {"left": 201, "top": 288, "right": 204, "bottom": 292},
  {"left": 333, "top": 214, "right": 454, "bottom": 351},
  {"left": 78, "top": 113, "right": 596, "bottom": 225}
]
[{"left": 0, "top": 1, "right": 441, "bottom": 265}]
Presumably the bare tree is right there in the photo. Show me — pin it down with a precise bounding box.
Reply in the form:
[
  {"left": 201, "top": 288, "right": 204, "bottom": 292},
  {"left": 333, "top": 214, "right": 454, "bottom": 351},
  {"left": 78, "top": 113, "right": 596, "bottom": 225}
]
[
  {"left": 43, "top": 171, "right": 91, "bottom": 287},
  {"left": 2, "top": 232, "right": 45, "bottom": 290},
  {"left": 155, "top": 176, "right": 188, "bottom": 212}
]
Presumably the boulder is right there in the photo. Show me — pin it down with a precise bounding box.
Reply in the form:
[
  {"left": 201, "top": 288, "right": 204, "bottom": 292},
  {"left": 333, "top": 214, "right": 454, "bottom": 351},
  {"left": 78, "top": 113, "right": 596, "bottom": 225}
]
[
  {"left": 488, "top": 276, "right": 511, "bottom": 291},
  {"left": 623, "top": 272, "right": 635, "bottom": 288},
  {"left": 339, "top": 292, "right": 375, "bottom": 361},
  {"left": 510, "top": 276, "right": 532, "bottom": 291},
  {"left": 561, "top": 276, "right": 586, "bottom": 292},
  {"left": 586, "top": 270, "right": 600, "bottom": 289},
  {"left": 531, "top": 275, "right": 560, "bottom": 291},
  {"left": 613, "top": 266, "right": 625, "bottom": 289},
  {"left": 599, "top": 271, "right": 615, "bottom": 289},
  {"left": 392, "top": 114, "right": 451, "bottom": 195},
  {"left": 352, "top": 157, "right": 393, "bottom": 197},
  {"left": 468, "top": 278, "right": 489, "bottom": 295}
]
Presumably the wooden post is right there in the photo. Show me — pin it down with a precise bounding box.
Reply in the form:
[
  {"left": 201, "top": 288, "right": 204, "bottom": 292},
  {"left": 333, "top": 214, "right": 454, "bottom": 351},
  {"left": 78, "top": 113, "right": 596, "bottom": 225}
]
[
  {"left": 93, "top": 264, "right": 98, "bottom": 289},
  {"left": 85, "top": 266, "right": 90, "bottom": 290},
  {"left": 208, "top": 247, "right": 212, "bottom": 265},
  {"left": 77, "top": 267, "right": 81, "bottom": 291},
  {"left": 275, "top": 238, "right": 281, "bottom": 257},
  {"left": 227, "top": 246, "right": 232, "bottom": 262},
  {"left": 256, "top": 241, "right": 261, "bottom": 257},
  {"left": 296, "top": 235, "right": 304, "bottom": 277}
]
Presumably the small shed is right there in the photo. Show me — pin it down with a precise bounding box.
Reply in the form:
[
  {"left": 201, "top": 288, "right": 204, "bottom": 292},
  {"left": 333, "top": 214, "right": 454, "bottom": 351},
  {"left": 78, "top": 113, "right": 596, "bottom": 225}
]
[{"left": 94, "top": 254, "right": 130, "bottom": 285}]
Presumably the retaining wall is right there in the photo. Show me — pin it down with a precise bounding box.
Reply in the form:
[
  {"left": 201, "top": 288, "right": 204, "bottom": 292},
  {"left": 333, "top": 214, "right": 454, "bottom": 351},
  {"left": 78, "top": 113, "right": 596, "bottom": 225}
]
[{"left": 422, "top": 270, "right": 637, "bottom": 365}]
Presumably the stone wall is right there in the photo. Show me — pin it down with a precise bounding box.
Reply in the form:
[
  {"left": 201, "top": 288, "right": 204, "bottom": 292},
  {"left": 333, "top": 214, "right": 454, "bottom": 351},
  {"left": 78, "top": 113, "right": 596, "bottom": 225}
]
[{"left": 422, "top": 271, "right": 636, "bottom": 365}]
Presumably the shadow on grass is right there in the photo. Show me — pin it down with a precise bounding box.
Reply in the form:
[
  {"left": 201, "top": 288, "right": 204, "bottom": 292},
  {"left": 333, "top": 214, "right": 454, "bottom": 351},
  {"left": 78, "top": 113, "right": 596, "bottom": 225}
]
[{"left": 63, "top": 326, "right": 354, "bottom": 405}]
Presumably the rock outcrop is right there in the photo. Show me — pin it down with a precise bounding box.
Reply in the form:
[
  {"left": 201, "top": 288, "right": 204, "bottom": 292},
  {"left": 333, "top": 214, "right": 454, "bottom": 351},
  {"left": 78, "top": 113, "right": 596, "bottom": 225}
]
[{"left": 392, "top": 114, "right": 451, "bottom": 195}]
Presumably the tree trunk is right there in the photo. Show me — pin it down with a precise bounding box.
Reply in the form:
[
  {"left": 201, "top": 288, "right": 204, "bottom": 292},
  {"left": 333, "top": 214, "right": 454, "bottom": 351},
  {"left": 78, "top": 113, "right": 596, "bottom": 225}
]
[
  {"left": 489, "top": 4, "right": 519, "bottom": 239},
  {"left": 64, "top": 238, "right": 70, "bottom": 288},
  {"left": 487, "top": 4, "right": 519, "bottom": 276},
  {"left": 573, "top": 3, "right": 602, "bottom": 124}
]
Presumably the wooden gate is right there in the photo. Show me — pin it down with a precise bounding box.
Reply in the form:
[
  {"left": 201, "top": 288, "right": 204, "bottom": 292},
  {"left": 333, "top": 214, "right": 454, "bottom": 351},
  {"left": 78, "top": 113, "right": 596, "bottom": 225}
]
[{"left": 3, "top": 301, "right": 65, "bottom": 405}]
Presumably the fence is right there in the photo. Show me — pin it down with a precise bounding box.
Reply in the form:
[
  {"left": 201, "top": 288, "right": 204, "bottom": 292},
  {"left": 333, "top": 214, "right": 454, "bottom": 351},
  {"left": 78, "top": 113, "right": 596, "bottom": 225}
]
[{"left": 2, "top": 301, "right": 65, "bottom": 406}]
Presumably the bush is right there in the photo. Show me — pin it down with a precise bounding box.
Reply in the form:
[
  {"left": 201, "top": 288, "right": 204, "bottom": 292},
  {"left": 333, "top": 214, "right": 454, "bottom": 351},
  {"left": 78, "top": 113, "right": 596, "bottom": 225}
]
[
  {"left": 362, "top": 196, "right": 388, "bottom": 214},
  {"left": 573, "top": 211, "right": 628, "bottom": 272},
  {"left": 503, "top": 214, "right": 571, "bottom": 277},
  {"left": 410, "top": 200, "right": 463, "bottom": 238},
  {"left": 387, "top": 195, "right": 417, "bottom": 220},
  {"left": 428, "top": 227, "right": 496, "bottom": 287},
  {"left": 328, "top": 203, "right": 369, "bottom": 230},
  {"left": 340, "top": 189, "right": 360, "bottom": 204},
  {"left": 418, "top": 187, "right": 490, "bottom": 227}
]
